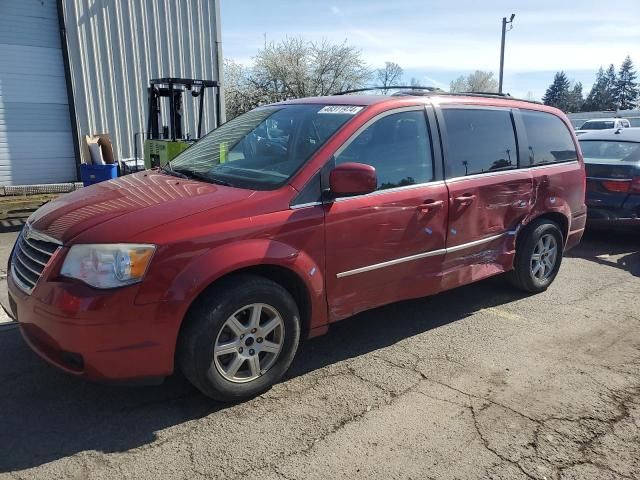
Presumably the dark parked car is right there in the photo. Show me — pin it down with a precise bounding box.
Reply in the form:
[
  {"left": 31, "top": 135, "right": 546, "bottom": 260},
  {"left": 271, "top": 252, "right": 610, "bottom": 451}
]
[
  {"left": 579, "top": 128, "right": 640, "bottom": 226},
  {"left": 8, "top": 92, "right": 586, "bottom": 401}
]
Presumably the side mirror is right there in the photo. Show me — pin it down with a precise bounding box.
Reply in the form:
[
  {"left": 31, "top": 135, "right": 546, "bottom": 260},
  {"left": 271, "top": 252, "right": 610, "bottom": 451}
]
[{"left": 329, "top": 162, "right": 377, "bottom": 197}]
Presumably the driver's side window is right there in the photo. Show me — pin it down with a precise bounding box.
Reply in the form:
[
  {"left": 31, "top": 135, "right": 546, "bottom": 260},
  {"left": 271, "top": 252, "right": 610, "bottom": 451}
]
[{"left": 334, "top": 110, "right": 434, "bottom": 190}]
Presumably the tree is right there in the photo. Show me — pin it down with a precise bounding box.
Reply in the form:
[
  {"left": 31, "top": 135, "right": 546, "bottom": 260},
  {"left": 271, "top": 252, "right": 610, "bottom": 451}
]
[
  {"left": 449, "top": 76, "right": 467, "bottom": 93},
  {"left": 449, "top": 70, "right": 498, "bottom": 93},
  {"left": 583, "top": 67, "right": 607, "bottom": 111},
  {"left": 543, "top": 71, "right": 571, "bottom": 111},
  {"left": 223, "top": 38, "right": 371, "bottom": 118},
  {"left": 249, "top": 37, "right": 371, "bottom": 101},
  {"left": 566, "top": 82, "right": 584, "bottom": 113},
  {"left": 376, "top": 62, "right": 403, "bottom": 88},
  {"left": 583, "top": 66, "right": 615, "bottom": 111},
  {"left": 604, "top": 64, "right": 618, "bottom": 110},
  {"left": 615, "top": 56, "right": 638, "bottom": 110},
  {"left": 223, "top": 59, "right": 263, "bottom": 119},
  {"left": 583, "top": 64, "right": 622, "bottom": 111}
]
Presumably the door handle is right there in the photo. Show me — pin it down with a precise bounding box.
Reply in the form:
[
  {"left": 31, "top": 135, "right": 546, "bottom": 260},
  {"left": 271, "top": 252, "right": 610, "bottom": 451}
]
[
  {"left": 454, "top": 194, "right": 476, "bottom": 205},
  {"left": 417, "top": 200, "right": 444, "bottom": 213}
]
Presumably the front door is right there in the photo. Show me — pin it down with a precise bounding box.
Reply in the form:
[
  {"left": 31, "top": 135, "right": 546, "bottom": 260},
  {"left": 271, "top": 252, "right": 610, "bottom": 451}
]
[
  {"left": 436, "top": 106, "right": 533, "bottom": 288},
  {"left": 324, "top": 107, "right": 449, "bottom": 321}
]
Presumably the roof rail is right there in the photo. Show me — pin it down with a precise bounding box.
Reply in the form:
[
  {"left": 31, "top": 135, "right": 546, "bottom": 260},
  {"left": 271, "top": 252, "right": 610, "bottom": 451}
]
[
  {"left": 334, "top": 85, "right": 444, "bottom": 95},
  {"left": 446, "top": 91, "right": 543, "bottom": 105},
  {"left": 461, "top": 91, "right": 509, "bottom": 97},
  {"left": 332, "top": 86, "right": 543, "bottom": 105}
]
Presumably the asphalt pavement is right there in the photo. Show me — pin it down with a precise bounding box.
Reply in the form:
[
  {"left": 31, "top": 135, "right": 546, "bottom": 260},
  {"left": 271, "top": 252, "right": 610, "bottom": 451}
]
[{"left": 0, "top": 227, "right": 638, "bottom": 480}]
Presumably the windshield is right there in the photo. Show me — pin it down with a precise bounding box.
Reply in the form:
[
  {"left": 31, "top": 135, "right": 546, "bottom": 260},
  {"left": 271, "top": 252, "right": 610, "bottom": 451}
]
[
  {"left": 580, "top": 120, "right": 615, "bottom": 130},
  {"left": 579, "top": 140, "right": 640, "bottom": 162},
  {"left": 170, "top": 104, "right": 361, "bottom": 189}
]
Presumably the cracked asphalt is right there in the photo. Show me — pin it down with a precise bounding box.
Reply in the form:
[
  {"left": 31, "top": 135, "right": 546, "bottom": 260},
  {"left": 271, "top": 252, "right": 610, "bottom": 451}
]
[{"left": 0, "top": 228, "right": 638, "bottom": 480}]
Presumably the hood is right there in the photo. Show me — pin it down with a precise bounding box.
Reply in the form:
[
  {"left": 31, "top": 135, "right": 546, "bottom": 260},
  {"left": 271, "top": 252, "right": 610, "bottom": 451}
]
[{"left": 29, "top": 171, "right": 256, "bottom": 244}]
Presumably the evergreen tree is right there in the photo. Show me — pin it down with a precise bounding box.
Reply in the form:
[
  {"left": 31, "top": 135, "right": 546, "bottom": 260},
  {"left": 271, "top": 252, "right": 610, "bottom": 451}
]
[
  {"left": 615, "top": 56, "right": 638, "bottom": 110},
  {"left": 583, "top": 65, "right": 617, "bottom": 111},
  {"left": 567, "top": 82, "right": 584, "bottom": 113},
  {"left": 543, "top": 71, "right": 571, "bottom": 111},
  {"left": 604, "top": 64, "right": 618, "bottom": 110},
  {"left": 583, "top": 67, "right": 607, "bottom": 111}
]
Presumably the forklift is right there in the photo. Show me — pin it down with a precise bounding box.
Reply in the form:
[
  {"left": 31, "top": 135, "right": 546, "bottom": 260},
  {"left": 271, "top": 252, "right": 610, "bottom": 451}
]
[{"left": 144, "top": 77, "right": 222, "bottom": 169}]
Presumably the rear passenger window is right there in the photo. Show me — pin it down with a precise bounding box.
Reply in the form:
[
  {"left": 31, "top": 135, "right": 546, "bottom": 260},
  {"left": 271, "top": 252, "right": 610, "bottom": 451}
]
[
  {"left": 520, "top": 110, "right": 577, "bottom": 166},
  {"left": 335, "top": 110, "right": 433, "bottom": 190},
  {"left": 442, "top": 108, "right": 517, "bottom": 178}
]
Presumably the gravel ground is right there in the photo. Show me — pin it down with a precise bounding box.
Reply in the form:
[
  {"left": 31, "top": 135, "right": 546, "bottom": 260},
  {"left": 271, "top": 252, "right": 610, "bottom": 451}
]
[{"left": 0, "top": 228, "right": 638, "bottom": 480}]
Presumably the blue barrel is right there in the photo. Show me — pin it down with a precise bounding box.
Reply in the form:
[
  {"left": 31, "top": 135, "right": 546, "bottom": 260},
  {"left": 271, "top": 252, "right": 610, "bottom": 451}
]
[{"left": 80, "top": 164, "right": 118, "bottom": 187}]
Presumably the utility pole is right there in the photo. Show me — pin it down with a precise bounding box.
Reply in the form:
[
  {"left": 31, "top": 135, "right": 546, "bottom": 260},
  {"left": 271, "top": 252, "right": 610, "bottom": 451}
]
[{"left": 498, "top": 13, "right": 515, "bottom": 94}]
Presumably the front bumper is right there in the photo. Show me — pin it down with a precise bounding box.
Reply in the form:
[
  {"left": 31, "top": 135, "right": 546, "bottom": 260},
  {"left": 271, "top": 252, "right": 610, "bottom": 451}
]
[{"left": 7, "top": 270, "right": 178, "bottom": 382}]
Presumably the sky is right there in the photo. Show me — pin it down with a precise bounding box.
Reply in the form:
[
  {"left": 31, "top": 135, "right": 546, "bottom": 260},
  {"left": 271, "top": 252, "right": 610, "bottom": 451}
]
[{"left": 220, "top": 0, "right": 640, "bottom": 100}]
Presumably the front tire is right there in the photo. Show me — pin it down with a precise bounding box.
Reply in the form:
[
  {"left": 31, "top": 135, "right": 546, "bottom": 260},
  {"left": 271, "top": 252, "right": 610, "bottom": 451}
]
[
  {"left": 507, "top": 219, "right": 564, "bottom": 293},
  {"left": 178, "top": 275, "right": 301, "bottom": 402}
]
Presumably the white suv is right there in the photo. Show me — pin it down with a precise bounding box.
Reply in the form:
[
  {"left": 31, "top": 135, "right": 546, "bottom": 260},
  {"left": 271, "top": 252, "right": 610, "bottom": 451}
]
[{"left": 575, "top": 118, "right": 631, "bottom": 135}]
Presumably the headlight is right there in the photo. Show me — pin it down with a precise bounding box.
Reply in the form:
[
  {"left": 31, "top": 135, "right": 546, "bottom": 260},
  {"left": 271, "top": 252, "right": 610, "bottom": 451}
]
[{"left": 61, "top": 244, "right": 156, "bottom": 289}]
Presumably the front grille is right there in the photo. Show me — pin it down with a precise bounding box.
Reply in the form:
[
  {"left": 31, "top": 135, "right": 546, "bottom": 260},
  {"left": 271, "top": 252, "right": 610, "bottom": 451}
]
[{"left": 11, "top": 227, "right": 60, "bottom": 294}]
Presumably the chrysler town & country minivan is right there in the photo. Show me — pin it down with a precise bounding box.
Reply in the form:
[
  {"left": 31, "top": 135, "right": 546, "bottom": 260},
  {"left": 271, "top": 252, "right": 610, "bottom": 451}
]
[{"left": 8, "top": 92, "right": 586, "bottom": 401}]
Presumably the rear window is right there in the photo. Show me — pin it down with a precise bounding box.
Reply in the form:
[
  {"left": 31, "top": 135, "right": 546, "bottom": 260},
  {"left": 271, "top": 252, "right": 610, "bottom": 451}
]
[
  {"left": 581, "top": 120, "right": 615, "bottom": 130},
  {"left": 442, "top": 108, "right": 517, "bottom": 178},
  {"left": 579, "top": 140, "right": 640, "bottom": 162},
  {"left": 521, "top": 110, "right": 577, "bottom": 166}
]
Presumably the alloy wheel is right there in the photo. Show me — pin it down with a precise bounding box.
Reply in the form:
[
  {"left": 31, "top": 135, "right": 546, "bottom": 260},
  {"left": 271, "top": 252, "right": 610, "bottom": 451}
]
[
  {"left": 530, "top": 233, "right": 558, "bottom": 281},
  {"left": 213, "top": 303, "right": 285, "bottom": 383}
]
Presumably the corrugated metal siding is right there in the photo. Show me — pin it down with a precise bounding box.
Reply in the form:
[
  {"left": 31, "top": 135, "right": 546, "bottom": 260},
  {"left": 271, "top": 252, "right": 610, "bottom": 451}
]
[
  {"left": 0, "top": 0, "right": 77, "bottom": 186},
  {"left": 61, "top": 0, "right": 223, "bottom": 164}
]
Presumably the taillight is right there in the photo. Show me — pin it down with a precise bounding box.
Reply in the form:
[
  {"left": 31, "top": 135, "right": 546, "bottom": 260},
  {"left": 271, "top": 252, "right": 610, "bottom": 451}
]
[
  {"left": 631, "top": 177, "right": 640, "bottom": 194},
  {"left": 602, "top": 180, "right": 631, "bottom": 193}
]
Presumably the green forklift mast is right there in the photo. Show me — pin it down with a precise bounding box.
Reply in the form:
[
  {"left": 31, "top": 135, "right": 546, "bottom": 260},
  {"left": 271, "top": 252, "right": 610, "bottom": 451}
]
[{"left": 144, "top": 77, "right": 221, "bottom": 169}]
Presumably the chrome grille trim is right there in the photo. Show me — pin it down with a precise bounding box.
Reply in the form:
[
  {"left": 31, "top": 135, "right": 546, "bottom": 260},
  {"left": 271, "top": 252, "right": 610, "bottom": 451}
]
[
  {"left": 14, "top": 250, "right": 42, "bottom": 277},
  {"left": 10, "top": 225, "right": 61, "bottom": 295},
  {"left": 23, "top": 236, "right": 59, "bottom": 255},
  {"left": 16, "top": 243, "right": 47, "bottom": 266}
]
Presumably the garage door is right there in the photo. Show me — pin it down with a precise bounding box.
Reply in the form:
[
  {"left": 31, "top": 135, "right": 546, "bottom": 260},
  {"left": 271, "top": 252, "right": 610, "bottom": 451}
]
[{"left": 0, "top": 0, "right": 76, "bottom": 186}]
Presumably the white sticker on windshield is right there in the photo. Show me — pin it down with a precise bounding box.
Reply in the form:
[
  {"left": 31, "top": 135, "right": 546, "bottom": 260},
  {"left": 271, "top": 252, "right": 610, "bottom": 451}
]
[{"left": 318, "top": 105, "right": 363, "bottom": 115}]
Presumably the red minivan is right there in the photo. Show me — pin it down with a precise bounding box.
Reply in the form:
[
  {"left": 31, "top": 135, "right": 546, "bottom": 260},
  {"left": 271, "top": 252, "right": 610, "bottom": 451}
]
[{"left": 7, "top": 92, "right": 586, "bottom": 401}]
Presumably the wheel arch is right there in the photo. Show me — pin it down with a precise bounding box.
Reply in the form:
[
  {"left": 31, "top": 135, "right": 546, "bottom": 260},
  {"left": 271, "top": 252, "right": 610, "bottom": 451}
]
[
  {"left": 520, "top": 211, "right": 569, "bottom": 246},
  {"left": 154, "top": 237, "right": 327, "bottom": 375},
  {"left": 173, "top": 264, "right": 314, "bottom": 370},
  {"left": 212, "top": 264, "right": 312, "bottom": 335}
]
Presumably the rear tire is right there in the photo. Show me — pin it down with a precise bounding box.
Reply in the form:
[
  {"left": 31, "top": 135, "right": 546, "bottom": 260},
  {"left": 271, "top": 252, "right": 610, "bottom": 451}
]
[
  {"left": 178, "top": 274, "right": 301, "bottom": 402},
  {"left": 507, "top": 219, "right": 564, "bottom": 293}
]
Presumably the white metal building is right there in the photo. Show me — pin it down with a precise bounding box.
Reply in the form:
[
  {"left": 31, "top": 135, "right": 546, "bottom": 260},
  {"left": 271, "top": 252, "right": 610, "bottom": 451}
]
[{"left": 0, "top": 0, "right": 223, "bottom": 187}]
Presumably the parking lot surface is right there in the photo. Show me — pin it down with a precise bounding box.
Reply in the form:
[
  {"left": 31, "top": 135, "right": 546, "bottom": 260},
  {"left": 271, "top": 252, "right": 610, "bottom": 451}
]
[{"left": 0, "top": 228, "right": 638, "bottom": 480}]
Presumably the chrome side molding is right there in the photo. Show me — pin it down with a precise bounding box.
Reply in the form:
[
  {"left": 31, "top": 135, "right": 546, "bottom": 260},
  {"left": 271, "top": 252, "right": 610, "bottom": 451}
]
[{"left": 336, "top": 231, "right": 510, "bottom": 278}]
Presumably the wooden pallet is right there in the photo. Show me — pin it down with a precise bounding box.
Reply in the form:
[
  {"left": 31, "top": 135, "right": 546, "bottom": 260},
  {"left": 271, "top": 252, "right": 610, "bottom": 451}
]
[{"left": 0, "top": 194, "right": 59, "bottom": 222}]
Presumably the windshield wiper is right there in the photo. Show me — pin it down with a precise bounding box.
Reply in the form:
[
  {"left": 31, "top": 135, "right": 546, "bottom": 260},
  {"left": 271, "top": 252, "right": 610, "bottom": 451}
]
[
  {"left": 161, "top": 163, "right": 189, "bottom": 179},
  {"left": 185, "top": 170, "right": 234, "bottom": 187}
]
